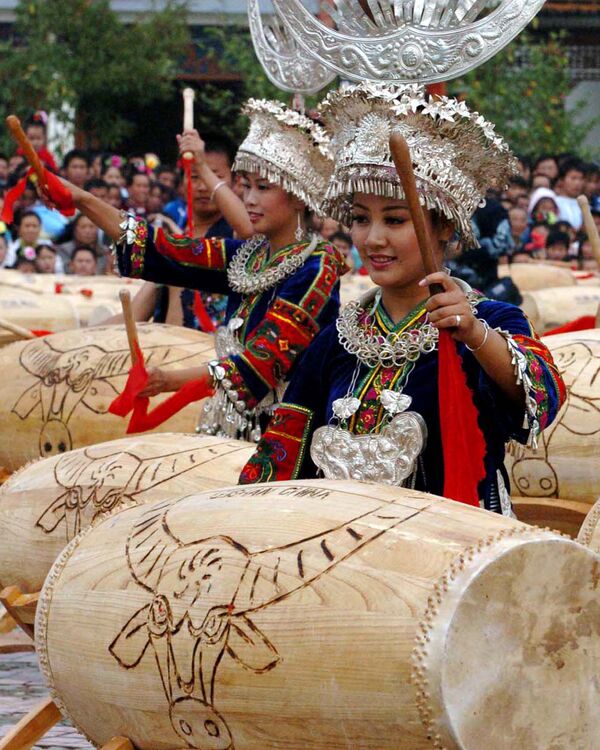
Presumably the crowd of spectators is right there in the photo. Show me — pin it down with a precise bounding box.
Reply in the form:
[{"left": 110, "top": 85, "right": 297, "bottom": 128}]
[{"left": 0, "top": 114, "right": 598, "bottom": 291}]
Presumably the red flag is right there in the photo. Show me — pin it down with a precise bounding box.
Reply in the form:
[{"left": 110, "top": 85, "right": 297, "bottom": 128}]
[
  {"left": 438, "top": 330, "right": 487, "bottom": 506},
  {"left": 545, "top": 316, "right": 595, "bottom": 336},
  {"left": 0, "top": 167, "right": 75, "bottom": 225},
  {"left": 108, "top": 340, "right": 214, "bottom": 433}
]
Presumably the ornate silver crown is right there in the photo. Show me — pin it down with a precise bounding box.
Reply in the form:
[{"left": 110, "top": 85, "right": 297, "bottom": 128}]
[
  {"left": 234, "top": 98, "right": 334, "bottom": 214},
  {"left": 320, "top": 83, "right": 518, "bottom": 242},
  {"left": 248, "top": 0, "right": 336, "bottom": 94},
  {"left": 267, "top": 0, "right": 547, "bottom": 84}
]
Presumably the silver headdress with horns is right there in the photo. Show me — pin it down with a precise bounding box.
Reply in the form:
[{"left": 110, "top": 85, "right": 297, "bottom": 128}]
[
  {"left": 248, "top": 0, "right": 336, "bottom": 94},
  {"left": 320, "top": 83, "right": 518, "bottom": 243},
  {"left": 270, "top": 0, "right": 547, "bottom": 84},
  {"left": 234, "top": 98, "right": 334, "bottom": 215}
]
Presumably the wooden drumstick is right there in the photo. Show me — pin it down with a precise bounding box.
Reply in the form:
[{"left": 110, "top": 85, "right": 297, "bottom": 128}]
[
  {"left": 182, "top": 88, "right": 195, "bottom": 161},
  {"left": 577, "top": 195, "right": 600, "bottom": 267},
  {"left": 119, "top": 289, "right": 140, "bottom": 365},
  {"left": 0, "top": 318, "right": 35, "bottom": 340},
  {"left": 5, "top": 115, "right": 48, "bottom": 192},
  {"left": 389, "top": 132, "right": 444, "bottom": 295}
]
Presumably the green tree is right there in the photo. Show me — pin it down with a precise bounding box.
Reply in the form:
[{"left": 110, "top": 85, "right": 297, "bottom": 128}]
[
  {"left": 452, "top": 32, "right": 595, "bottom": 158},
  {"left": 0, "top": 0, "right": 189, "bottom": 154}
]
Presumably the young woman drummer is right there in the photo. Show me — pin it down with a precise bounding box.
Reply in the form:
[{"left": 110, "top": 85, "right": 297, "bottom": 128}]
[
  {"left": 240, "top": 84, "right": 566, "bottom": 514},
  {"left": 58, "top": 99, "right": 347, "bottom": 442}
]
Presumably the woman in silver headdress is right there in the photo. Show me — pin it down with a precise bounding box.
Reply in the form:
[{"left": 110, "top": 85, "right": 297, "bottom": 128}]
[
  {"left": 59, "top": 100, "right": 347, "bottom": 442},
  {"left": 240, "top": 84, "right": 566, "bottom": 514}
]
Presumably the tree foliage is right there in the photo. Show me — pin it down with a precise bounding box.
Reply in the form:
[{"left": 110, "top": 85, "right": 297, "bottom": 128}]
[
  {"left": 0, "top": 0, "right": 190, "bottom": 153},
  {"left": 453, "top": 32, "right": 596, "bottom": 158}
]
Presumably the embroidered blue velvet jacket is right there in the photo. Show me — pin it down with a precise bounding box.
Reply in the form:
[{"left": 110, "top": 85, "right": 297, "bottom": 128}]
[
  {"left": 116, "top": 219, "right": 347, "bottom": 410},
  {"left": 240, "top": 297, "right": 566, "bottom": 513}
]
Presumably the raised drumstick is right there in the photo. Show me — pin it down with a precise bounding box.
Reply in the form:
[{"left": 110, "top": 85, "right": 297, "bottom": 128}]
[
  {"left": 119, "top": 289, "right": 140, "bottom": 365},
  {"left": 577, "top": 195, "right": 600, "bottom": 267},
  {"left": 182, "top": 88, "right": 195, "bottom": 161},
  {"left": 389, "top": 132, "right": 444, "bottom": 295},
  {"left": 6, "top": 115, "right": 48, "bottom": 192}
]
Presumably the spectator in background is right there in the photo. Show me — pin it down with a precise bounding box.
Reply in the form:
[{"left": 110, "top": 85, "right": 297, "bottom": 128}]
[
  {"left": 533, "top": 154, "right": 559, "bottom": 183},
  {"left": 577, "top": 234, "right": 599, "bottom": 272},
  {"left": 156, "top": 165, "right": 176, "bottom": 192},
  {"left": 35, "top": 244, "right": 58, "bottom": 274},
  {"left": 23, "top": 113, "right": 58, "bottom": 172},
  {"left": 101, "top": 159, "right": 125, "bottom": 188},
  {"left": 504, "top": 175, "right": 529, "bottom": 207},
  {"left": 545, "top": 230, "right": 572, "bottom": 265},
  {"left": 13, "top": 253, "right": 36, "bottom": 273},
  {"left": 508, "top": 206, "right": 528, "bottom": 250},
  {"left": 8, "top": 154, "right": 25, "bottom": 176},
  {"left": 0, "top": 154, "right": 8, "bottom": 187},
  {"left": 106, "top": 184, "right": 123, "bottom": 209},
  {"left": 554, "top": 158, "right": 585, "bottom": 230},
  {"left": 69, "top": 246, "right": 97, "bottom": 276},
  {"left": 532, "top": 173, "right": 551, "bottom": 190},
  {"left": 527, "top": 187, "right": 559, "bottom": 221},
  {"left": 57, "top": 213, "right": 104, "bottom": 273},
  {"left": 330, "top": 230, "right": 362, "bottom": 272},
  {"left": 6, "top": 210, "right": 51, "bottom": 267},
  {"left": 583, "top": 162, "right": 600, "bottom": 209},
  {"left": 126, "top": 171, "right": 151, "bottom": 216},
  {"left": 62, "top": 149, "right": 90, "bottom": 189},
  {"left": 84, "top": 177, "right": 109, "bottom": 204}
]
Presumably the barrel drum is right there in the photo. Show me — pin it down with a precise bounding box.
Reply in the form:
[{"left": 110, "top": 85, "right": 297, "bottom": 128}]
[
  {"left": 36, "top": 480, "right": 600, "bottom": 750},
  {"left": 0, "top": 323, "right": 215, "bottom": 471},
  {"left": 0, "top": 434, "right": 255, "bottom": 593}
]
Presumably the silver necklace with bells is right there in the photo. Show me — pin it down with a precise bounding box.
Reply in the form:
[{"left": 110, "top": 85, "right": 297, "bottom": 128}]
[
  {"left": 198, "top": 232, "right": 318, "bottom": 442},
  {"left": 310, "top": 284, "right": 479, "bottom": 486}
]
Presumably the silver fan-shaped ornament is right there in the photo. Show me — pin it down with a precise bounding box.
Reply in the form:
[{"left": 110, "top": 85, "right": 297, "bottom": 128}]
[
  {"left": 248, "top": 0, "right": 336, "bottom": 94},
  {"left": 270, "top": 0, "right": 546, "bottom": 84}
]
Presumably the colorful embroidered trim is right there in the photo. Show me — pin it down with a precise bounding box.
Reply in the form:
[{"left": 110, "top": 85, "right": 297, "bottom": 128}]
[
  {"left": 239, "top": 404, "right": 313, "bottom": 483},
  {"left": 155, "top": 227, "right": 227, "bottom": 270}
]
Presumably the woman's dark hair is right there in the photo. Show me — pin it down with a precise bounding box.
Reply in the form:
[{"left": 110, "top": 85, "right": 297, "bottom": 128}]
[{"left": 36, "top": 243, "right": 56, "bottom": 256}]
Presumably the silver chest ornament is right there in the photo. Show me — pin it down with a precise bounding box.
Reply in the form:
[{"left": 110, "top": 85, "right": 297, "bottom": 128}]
[
  {"left": 197, "top": 317, "right": 284, "bottom": 443},
  {"left": 310, "top": 389, "right": 427, "bottom": 486}
]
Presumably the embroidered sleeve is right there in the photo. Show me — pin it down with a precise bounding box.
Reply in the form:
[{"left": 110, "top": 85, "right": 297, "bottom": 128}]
[
  {"left": 115, "top": 212, "right": 238, "bottom": 294},
  {"left": 239, "top": 404, "right": 313, "bottom": 483},
  {"left": 497, "top": 330, "right": 566, "bottom": 449},
  {"left": 473, "top": 301, "right": 566, "bottom": 449},
  {"left": 220, "top": 246, "right": 346, "bottom": 408}
]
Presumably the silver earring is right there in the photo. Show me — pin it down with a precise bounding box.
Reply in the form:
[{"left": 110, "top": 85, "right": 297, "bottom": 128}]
[{"left": 295, "top": 212, "right": 304, "bottom": 243}]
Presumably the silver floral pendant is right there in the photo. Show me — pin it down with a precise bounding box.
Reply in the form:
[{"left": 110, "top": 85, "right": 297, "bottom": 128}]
[
  {"left": 332, "top": 397, "right": 361, "bottom": 420},
  {"left": 379, "top": 389, "right": 412, "bottom": 415}
]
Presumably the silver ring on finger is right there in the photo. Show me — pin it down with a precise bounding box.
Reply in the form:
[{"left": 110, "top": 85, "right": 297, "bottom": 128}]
[{"left": 455, "top": 314, "right": 461, "bottom": 327}]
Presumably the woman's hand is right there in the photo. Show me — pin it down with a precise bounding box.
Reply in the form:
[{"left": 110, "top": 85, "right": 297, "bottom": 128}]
[
  {"left": 421, "top": 271, "right": 487, "bottom": 350},
  {"left": 177, "top": 129, "right": 206, "bottom": 167},
  {"left": 138, "top": 367, "right": 174, "bottom": 398}
]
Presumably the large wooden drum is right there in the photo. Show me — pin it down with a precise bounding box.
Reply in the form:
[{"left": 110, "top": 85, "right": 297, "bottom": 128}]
[
  {"left": 0, "top": 323, "right": 215, "bottom": 471},
  {"left": 37, "top": 481, "right": 599, "bottom": 750},
  {"left": 499, "top": 262, "right": 575, "bottom": 290},
  {"left": 578, "top": 496, "right": 600, "bottom": 553},
  {"left": 508, "top": 329, "right": 600, "bottom": 536},
  {"left": 0, "top": 434, "right": 254, "bottom": 594},
  {"left": 0, "top": 287, "right": 80, "bottom": 346},
  {"left": 520, "top": 286, "right": 600, "bottom": 333}
]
